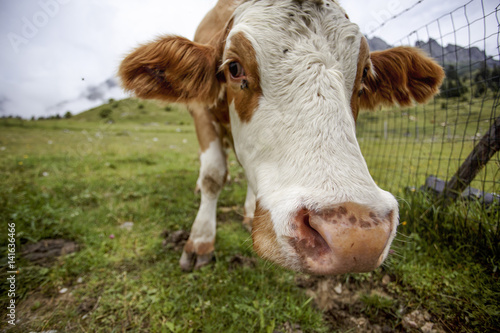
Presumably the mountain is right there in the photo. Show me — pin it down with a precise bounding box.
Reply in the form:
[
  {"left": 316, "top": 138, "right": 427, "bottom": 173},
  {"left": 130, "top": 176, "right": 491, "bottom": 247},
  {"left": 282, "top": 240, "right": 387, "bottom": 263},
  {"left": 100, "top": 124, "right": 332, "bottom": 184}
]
[
  {"left": 47, "top": 77, "right": 126, "bottom": 116},
  {"left": 415, "top": 38, "right": 499, "bottom": 68},
  {"left": 367, "top": 36, "right": 391, "bottom": 51},
  {"left": 366, "top": 36, "right": 499, "bottom": 68}
]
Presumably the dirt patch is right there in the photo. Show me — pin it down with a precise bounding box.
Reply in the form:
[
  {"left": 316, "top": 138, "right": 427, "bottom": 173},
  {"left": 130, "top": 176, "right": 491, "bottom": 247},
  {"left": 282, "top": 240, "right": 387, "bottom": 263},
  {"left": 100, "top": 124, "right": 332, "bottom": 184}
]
[
  {"left": 77, "top": 297, "right": 99, "bottom": 315},
  {"left": 228, "top": 254, "right": 257, "bottom": 270},
  {"left": 161, "top": 229, "right": 189, "bottom": 251},
  {"left": 22, "top": 239, "right": 79, "bottom": 266},
  {"left": 273, "top": 321, "right": 303, "bottom": 333},
  {"left": 218, "top": 205, "right": 245, "bottom": 224},
  {"left": 295, "top": 273, "right": 445, "bottom": 333},
  {"left": 14, "top": 290, "right": 76, "bottom": 330}
]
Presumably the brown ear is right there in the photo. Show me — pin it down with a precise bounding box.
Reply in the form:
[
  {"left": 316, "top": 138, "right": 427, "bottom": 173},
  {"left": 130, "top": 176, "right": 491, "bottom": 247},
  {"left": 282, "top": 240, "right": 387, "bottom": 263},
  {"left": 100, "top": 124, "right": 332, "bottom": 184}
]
[
  {"left": 360, "top": 46, "right": 445, "bottom": 110},
  {"left": 118, "top": 36, "right": 222, "bottom": 104}
]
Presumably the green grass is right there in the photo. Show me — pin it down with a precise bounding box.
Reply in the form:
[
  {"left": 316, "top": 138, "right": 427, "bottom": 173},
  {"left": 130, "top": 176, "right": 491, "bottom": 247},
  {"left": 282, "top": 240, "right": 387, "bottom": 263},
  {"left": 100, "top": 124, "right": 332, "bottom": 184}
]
[
  {"left": 357, "top": 91, "right": 499, "bottom": 332},
  {"left": 0, "top": 99, "right": 326, "bottom": 332},
  {"left": 0, "top": 97, "right": 498, "bottom": 332}
]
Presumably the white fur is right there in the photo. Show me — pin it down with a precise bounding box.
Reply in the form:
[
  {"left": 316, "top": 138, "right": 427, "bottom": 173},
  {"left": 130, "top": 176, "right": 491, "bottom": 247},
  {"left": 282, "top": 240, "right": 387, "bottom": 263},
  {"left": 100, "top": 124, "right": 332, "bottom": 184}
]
[
  {"left": 189, "top": 139, "right": 226, "bottom": 246},
  {"left": 244, "top": 184, "right": 256, "bottom": 219},
  {"left": 227, "top": 0, "right": 399, "bottom": 246}
]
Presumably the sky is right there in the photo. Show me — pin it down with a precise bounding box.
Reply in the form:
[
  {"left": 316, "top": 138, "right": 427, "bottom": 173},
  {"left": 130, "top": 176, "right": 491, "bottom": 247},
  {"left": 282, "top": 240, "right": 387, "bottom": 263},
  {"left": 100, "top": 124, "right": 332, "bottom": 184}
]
[{"left": 0, "top": 0, "right": 498, "bottom": 118}]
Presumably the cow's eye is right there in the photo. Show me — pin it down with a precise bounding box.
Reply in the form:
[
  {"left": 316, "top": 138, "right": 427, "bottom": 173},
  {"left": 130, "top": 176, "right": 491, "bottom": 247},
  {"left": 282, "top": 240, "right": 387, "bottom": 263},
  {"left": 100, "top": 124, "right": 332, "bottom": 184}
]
[
  {"left": 362, "top": 67, "right": 368, "bottom": 79},
  {"left": 229, "top": 61, "right": 245, "bottom": 79}
]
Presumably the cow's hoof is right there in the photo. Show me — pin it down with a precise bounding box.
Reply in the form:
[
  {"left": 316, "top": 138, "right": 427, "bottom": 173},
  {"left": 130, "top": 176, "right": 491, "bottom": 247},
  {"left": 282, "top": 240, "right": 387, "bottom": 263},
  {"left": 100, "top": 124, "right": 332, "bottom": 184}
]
[
  {"left": 242, "top": 217, "right": 253, "bottom": 233},
  {"left": 179, "top": 250, "right": 195, "bottom": 271},
  {"left": 179, "top": 250, "right": 214, "bottom": 271},
  {"left": 194, "top": 253, "right": 213, "bottom": 270}
]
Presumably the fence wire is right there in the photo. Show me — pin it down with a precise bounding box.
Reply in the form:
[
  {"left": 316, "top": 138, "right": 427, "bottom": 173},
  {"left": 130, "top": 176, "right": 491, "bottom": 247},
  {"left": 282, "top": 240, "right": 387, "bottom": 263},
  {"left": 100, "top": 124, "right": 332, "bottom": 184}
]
[{"left": 357, "top": 0, "right": 499, "bottom": 229}]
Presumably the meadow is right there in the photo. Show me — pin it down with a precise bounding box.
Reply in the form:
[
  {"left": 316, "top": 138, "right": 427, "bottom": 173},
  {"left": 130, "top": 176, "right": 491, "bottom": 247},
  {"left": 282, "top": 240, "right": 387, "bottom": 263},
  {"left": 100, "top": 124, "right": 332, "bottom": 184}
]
[{"left": 0, "top": 98, "right": 498, "bottom": 332}]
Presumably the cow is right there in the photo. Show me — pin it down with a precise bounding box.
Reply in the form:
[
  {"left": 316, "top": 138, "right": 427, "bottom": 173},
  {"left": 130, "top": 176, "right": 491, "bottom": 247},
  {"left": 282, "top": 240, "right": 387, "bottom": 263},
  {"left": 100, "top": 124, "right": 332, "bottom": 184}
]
[{"left": 119, "top": 0, "right": 444, "bottom": 275}]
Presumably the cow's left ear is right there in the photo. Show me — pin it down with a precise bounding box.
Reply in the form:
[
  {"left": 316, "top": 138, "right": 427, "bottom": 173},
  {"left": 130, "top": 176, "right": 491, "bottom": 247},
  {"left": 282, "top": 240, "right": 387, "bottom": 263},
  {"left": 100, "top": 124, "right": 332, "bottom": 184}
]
[
  {"left": 360, "top": 46, "right": 445, "bottom": 110},
  {"left": 119, "top": 35, "right": 224, "bottom": 105}
]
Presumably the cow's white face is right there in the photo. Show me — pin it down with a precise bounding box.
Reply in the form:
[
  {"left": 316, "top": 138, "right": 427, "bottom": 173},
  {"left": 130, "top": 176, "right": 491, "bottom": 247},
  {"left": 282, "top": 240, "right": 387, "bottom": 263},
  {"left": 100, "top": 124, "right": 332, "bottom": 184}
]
[
  {"left": 221, "top": 0, "right": 398, "bottom": 274},
  {"left": 119, "top": 0, "right": 444, "bottom": 275}
]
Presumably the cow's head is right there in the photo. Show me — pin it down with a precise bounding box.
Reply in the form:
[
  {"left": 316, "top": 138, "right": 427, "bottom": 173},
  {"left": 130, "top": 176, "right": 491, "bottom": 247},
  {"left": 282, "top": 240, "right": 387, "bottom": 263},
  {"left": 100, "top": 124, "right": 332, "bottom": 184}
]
[{"left": 119, "top": 0, "right": 444, "bottom": 275}]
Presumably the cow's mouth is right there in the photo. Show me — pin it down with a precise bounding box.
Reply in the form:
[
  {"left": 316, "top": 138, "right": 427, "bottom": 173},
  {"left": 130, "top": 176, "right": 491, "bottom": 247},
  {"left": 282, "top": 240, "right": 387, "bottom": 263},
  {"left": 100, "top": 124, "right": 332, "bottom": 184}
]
[
  {"left": 252, "top": 201, "right": 396, "bottom": 275},
  {"left": 287, "top": 203, "right": 395, "bottom": 275}
]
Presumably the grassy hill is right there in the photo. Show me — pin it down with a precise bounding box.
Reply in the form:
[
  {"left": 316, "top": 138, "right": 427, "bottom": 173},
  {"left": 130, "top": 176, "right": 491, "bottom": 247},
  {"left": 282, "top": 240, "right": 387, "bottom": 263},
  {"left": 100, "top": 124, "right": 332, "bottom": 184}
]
[
  {"left": 0, "top": 98, "right": 498, "bottom": 332},
  {"left": 71, "top": 98, "right": 193, "bottom": 125}
]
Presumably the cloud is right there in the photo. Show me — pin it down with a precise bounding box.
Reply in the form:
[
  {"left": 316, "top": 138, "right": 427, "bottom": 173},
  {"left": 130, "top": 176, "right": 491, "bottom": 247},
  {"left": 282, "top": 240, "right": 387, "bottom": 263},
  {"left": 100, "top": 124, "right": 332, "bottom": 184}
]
[
  {"left": 345, "top": 0, "right": 498, "bottom": 59},
  {"left": 0, "top": 95, "right": 9, "bottom": 115},
  {"left": 0, "top": 0, "right": 215, "bottom": 118},
  {"left": 0, "top": 0, "right": 497, "bottom": 118}
]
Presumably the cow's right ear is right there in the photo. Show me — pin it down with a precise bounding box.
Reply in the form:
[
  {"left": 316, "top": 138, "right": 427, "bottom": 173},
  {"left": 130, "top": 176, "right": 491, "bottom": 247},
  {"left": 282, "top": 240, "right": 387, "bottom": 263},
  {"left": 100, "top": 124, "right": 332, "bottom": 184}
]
[
  {"left": 360, "top": 46, "right": 444, "bottom": 110},
  {"left": 119, "top": 36, "right": 223, "bottom": 104}
]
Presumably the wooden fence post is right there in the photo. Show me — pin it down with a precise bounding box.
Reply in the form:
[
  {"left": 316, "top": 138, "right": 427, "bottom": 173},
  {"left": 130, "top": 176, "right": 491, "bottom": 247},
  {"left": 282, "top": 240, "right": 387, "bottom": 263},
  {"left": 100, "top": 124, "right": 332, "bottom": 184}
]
[{"left": 442, "top": 116, "right": 500, "bottom": 201}]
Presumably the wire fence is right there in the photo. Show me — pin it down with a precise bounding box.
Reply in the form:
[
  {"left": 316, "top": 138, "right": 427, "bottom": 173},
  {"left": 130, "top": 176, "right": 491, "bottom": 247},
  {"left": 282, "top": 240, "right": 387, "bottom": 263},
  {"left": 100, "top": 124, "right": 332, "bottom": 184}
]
[{"left": 357, "top": 0, "right": 499, "bottom": 229}]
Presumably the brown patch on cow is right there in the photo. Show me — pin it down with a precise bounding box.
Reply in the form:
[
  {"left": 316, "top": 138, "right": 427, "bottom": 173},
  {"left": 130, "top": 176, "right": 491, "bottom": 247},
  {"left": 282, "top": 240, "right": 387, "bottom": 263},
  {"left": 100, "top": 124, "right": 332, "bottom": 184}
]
[
  {"left": 119, "top": 14, "right": 233, "bottom": 105},
  {"left": 369, "top": 212, "right": 382, "bottom": 226},
  {"left": 224, "top": 32, "right": 262, "bottom": 122},
  {"left": 359, "top": 219, "right": 372, "bottom": 229},
  {"left": 181, "top": 238, "right": 214, "bottom": 256},
  {"left": 183, "top": 239, "right": 195, "bottom": 254},
  {"left": 348, "top": 215, "right": 357, "bottom": 224},
  {"left": 211, "top": 100, "right": 231, "bottom": 126},
  {"left": 119, "top": 36, "right": 223, "bottom": 105},
  {"left": 202, "top": 173, "right": 223, "bottom": 195},
  {"left": 338, "top": 206, "right": 348, "bottom": 216},
  {"left": 194, "top": 3, "right": 235, "bottom": 44},
  {"left": 360, "top": 46, "right": 445, "bottom": 110},
  {"left": 196, "top": 241, "right": 215, "bottom": 256},
  {"left": 350, "top": 37, "right": 370, "bottom": 121},
  {"left": 319, "top": 208, "right": 336, "bottom": 223},
  {"left": 191, "top": 105, "right": 219, "bottom": 152},
  {"left": 252, "top": 201, "right": 284, "bottom": 266}
]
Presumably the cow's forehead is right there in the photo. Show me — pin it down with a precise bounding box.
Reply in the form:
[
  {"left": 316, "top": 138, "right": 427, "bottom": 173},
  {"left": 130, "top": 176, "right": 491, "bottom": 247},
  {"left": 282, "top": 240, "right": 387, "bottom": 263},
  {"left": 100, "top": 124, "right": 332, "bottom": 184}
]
[
  {"left": 232, "top": 0, "right": 355, "bottom": 41},
  {"left": 228, "top": 0, "right": 363, "bottom": 96}
]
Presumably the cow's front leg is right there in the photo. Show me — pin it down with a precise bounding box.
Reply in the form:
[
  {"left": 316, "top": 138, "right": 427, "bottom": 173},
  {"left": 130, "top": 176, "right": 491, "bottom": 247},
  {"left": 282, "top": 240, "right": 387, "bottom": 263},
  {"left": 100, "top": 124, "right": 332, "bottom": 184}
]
[
  {"left": 242, "top": 184, "right": 256, "bottom": 232},
  {"left": 180, "top": 107, "right": 227, "bottom": 271}
]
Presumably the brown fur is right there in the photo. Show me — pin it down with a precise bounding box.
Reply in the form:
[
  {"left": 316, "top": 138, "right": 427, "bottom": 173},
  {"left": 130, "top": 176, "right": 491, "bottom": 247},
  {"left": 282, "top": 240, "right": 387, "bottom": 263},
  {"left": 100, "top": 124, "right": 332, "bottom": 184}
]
[
  {"left": 191, "top": 105, "right": 220, "bottom": 152},
  {"left": 196, "top": 241, "right": 215, "bottom": 256},
  {"left": 184, "top": 239, "right": 215, "bottom": 256},
  {"left": 224, "top": 32, "right": 262, "bottom": 123},
  {"left": 360, "top": 46, "right": 445, "bottom": 110},
  {"left": 119, "top": 36, "right": 223, "bottom": 104},
  {"left": 350, "top": 37, "right": 370, "bottom": 121},
  {"left": 251, "top": 201, "right": 283, "bottom": 266},
  {"left": 194, "top": 0, "right": 236, "bottom": 44}
]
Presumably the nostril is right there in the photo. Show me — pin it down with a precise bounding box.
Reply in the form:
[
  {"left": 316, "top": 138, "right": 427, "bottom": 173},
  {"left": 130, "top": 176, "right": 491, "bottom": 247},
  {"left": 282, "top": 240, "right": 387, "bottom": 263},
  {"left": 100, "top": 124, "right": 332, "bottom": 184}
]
[
  {"left": 303, "top": 212, "right": 310, "bottom": 228},
  {"left": 288, "top": 203, "right": 395, "bottom": 274},
  {"left": 292, "top": 209, "right": 330, "bottom": 257}
]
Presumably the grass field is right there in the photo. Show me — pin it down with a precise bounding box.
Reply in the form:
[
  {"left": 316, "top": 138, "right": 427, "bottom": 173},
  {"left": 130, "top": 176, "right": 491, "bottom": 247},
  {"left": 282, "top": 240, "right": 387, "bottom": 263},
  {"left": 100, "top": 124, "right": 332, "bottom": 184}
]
[{"left": 1, "top": 98, "right": 499, "bottom": 332}]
